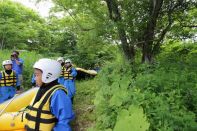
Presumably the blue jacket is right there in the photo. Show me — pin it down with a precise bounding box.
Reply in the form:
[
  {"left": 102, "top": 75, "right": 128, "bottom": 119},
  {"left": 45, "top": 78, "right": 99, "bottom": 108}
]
[
  {"left": 58, "top": 76, "right": 65, "bottom": 85},
  {"left": 64, "top": 67, "right": 77, "bottom": 98},
  {"left": 50, "top": 89, "right": 75, "bottom": 131},
  {"left": 70, "top": 67, "right": 77, "bottom": 79},
  {"left": 12, "top": 58, "right": 24, "bottom": 75},
  {"left": 31, "top": 74, "right": 36, "bottom": 85}
]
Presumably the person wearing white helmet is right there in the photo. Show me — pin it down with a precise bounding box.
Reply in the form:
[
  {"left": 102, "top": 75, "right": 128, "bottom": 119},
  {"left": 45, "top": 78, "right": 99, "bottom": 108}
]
[
  {"left": 0, "top": 60, "right": 20, "bottom": 103},
  {"left": 57, "top": 57, "right": 64, "bottom": 64},
  {"left": 25, "top": 58, "right": 74, "bottom": 131},
  {"left": 63, "top": 59, "right": 77, "bottom": 103},
  {"left": 65, "top": 59, "right": 72, "bottom": 64},
  {"left": 57, "top": 57, "right": 66, "bottom": 85}
]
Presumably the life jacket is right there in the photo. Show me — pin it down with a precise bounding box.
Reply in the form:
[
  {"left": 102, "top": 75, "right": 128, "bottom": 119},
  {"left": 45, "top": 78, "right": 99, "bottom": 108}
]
[
  {"left": 63, "top": 67, "right": 74, "bottom": 80},
  {"left": 60, "top": 66, "right": 65, "bottom": 77},
  {"left": 0, "top": 70, "right": 17, "bottom": 87},
  {"left": 25, "top": 85, "right": 68, "bottom": 131}
]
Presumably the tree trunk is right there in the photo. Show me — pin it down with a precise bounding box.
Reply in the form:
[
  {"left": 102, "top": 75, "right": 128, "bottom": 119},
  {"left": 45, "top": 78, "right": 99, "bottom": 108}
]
[
  {"left": 142, "top": 42, "right": 154, "bottom": 63},
  {"left": 142, "top": 0, "right": 163, "bottom": 63},
  {"left": 117, "top": 25, "right": 135, "bottom": 61},
  {"left": 0, "top": 37, "right": 4, "bottom": 50},
  {"left": 105, "top": 0, "right": 135, "bottom": 61}
]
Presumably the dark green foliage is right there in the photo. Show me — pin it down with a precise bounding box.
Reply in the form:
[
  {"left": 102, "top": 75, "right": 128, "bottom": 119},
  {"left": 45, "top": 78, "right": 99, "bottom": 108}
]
[
  {"left": 93, "top": 42, "right": 197, "bottom": 130},
  {"left": 0, "top": 0, "right": 45, "bottom": 50}
]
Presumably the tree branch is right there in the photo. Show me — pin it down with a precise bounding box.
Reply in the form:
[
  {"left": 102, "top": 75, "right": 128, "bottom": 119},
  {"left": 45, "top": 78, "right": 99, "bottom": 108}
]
[
  {"left": 105, "top": 0, "right": 135, "bottom": 60},
  {"left": 57, "top": 2, "right": 95, "bottom": 31},
  {"left": 152, "top": 0, "right": 186, "bottom": 53},
  {"left": 153, "top": 7, "right": 173, "bottom": 52},
  {"left": 105, "top": 0, "right": 113, "bottom": 19},
  {"left": 181, "top": 25, "right": 197, "bottom": 28}
]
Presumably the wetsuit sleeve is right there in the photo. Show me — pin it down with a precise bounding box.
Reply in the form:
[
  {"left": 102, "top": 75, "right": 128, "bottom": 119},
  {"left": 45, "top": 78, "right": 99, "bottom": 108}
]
[
  {"left": 71, "top": 68, "right": 77, "bottom": 78},
  {"left": 31, "top": 74, "right": 36, "bottom": 86},
  {"left": 16, "top": 73, "right": 20, "bottom": 88},
  {"left": 50, "top": 90, "right": 75, "bottom": 131},
  {"left": 18, "top": 58, "right": 24, "bottom": 65},
  {"left": 58, "top": 77, "right": 65, "bottom": 85}
]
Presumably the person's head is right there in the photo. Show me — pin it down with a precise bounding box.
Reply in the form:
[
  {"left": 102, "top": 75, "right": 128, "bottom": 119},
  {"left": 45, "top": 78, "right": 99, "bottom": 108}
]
[
  {"left": 33, "top": 58, "right": 62, "bottom": 87},
  {"left": 2, "top": 60, "right": 12, "bottom": 70},
  {"left": 57, "top": 57, "right": 65, "bottom": 66},
  {"left": 65, "top": 59, "right": 72, "bottom": 68},
  {"left": 11, "top": 51, "right": 19, "bottom": 60}
]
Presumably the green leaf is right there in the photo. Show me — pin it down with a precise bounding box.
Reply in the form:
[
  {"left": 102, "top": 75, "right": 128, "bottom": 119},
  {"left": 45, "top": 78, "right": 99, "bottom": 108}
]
[{"left": 114, "top": 105, "right": 150, "bottom": 131}]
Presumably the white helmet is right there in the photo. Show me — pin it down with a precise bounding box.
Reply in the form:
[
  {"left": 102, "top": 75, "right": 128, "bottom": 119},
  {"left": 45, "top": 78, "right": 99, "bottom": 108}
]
[
  {"left": 65, "top": 59, "right": 72, "bottom": 64},
  {"left": 57, "top": 57, "right": 64, "bottom": 62},
  {"left": 2, "top": 60, "right": 12, "bottom": 66},
  {"left": 33, "top": 58, "right": 61, "bottom": 83}
]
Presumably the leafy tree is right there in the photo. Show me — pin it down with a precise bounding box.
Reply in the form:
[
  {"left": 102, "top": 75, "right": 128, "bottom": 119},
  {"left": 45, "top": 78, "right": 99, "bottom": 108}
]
[
  {"left": 48, "top": 0, "right": 197, "bottom": 63},
  {"left": 45, "top": 1, "right": 116, "bottom": 67},
  {"left": 0, "top": 0, "right": 48, "bottom": 50}
]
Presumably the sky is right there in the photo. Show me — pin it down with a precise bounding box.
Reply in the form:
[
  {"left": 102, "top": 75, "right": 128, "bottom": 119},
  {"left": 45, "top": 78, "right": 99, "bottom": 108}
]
[{"left": 12, "top": 0, "right": 54, "bottom": 17}]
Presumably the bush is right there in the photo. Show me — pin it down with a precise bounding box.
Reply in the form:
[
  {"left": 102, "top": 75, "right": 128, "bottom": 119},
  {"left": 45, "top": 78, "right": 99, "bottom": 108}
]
[{"left": 92, "top": 42, "right": 197, "bottom": 130}]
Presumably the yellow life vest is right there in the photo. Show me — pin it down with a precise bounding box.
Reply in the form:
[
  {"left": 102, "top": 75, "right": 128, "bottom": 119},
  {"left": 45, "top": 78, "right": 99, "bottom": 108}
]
[
  {"left": 0, "top": 70, "right": 17, "bottom": 87},
  {"left": 25, "top": 85, "right": 67, "bottom": 131},
  {"left": 63, "top": 67, "right": 74, "bottom": 80},
  {"left": 60, "top": 66, "right": 65, "bottom": 77}
]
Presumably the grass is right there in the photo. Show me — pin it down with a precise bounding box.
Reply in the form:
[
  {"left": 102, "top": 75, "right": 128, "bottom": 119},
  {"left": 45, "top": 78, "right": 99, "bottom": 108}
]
[{"left": 72, "top": 79, "right": 98, "bottom": 131}]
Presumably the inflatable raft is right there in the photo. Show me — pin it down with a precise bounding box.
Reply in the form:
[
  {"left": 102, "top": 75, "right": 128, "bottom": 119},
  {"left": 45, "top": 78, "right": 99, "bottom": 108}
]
[
  {"left": 0, "top": 112, "right": 27, "bottom": 131},
  {"left": 0, "top": 88, "right": 38, "bottom": 131},
  {"left": 76, "top": 68, "right": 97, "bottom": 80}
]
